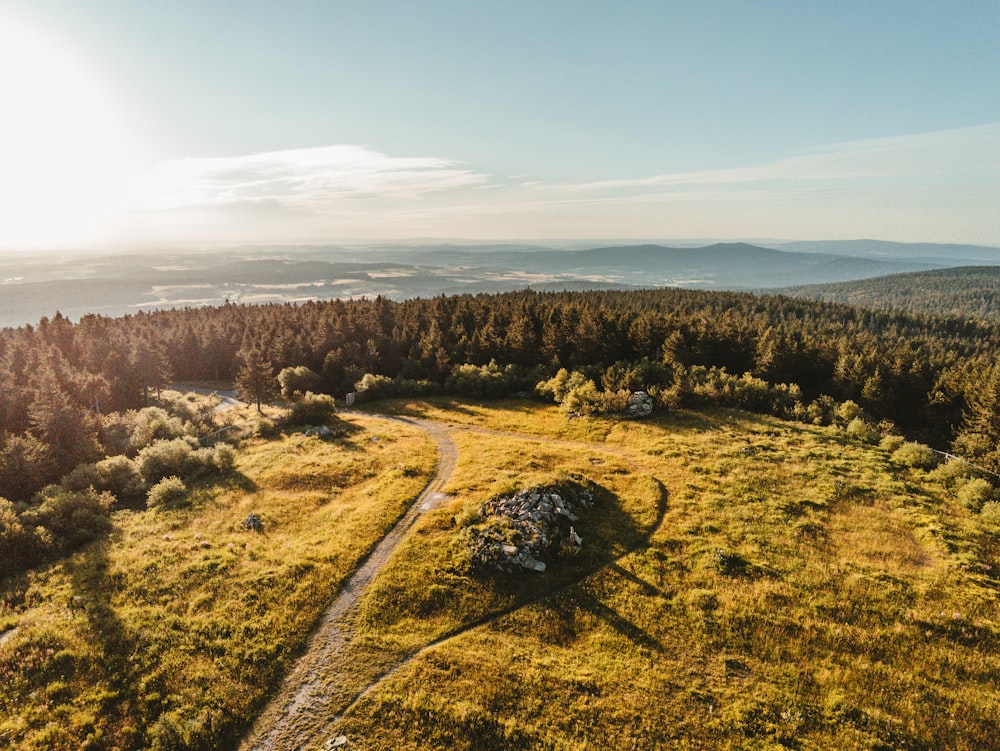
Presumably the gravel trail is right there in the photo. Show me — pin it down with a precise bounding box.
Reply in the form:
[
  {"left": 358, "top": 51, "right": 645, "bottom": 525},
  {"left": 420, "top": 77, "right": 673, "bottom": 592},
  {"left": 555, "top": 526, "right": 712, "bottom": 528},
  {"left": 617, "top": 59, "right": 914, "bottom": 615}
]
[{"left": 239, "top": 416, "right": 456, "bottom": 751}]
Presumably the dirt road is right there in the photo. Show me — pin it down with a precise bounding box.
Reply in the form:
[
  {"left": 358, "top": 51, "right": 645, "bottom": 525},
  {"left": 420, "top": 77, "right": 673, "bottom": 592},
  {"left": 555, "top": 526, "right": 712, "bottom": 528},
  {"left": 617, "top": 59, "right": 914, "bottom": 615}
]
[
  {"left": 239, "top": 415, "right": 666, "bottom": 751},
  {"left": 239, "top": 416, "right": 456, "bottom": 751}
]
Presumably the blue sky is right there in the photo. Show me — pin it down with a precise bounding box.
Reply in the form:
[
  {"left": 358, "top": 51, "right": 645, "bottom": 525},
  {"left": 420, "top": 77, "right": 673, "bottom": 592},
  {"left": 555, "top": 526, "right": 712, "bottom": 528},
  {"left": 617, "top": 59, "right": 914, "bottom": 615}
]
[{"left": 2, "top": 0, "right": 999, "bottom": 248}]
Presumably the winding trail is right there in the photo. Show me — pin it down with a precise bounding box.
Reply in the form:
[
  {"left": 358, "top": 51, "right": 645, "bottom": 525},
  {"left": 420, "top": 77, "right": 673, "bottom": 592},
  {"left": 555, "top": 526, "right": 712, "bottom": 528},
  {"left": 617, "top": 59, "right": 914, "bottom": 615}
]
[
  {"left": 239, "top": 413, "right": 667, "bottom": 751},
  {"left": 239, "top": 416, "right": 456, "bottom": 751}
]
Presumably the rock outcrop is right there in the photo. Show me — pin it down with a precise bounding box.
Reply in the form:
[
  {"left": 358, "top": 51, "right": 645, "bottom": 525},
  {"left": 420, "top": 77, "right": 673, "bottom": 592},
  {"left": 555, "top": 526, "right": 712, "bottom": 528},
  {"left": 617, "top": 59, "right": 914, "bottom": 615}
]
[
  {"left": 626, "top": 390, "right": 654, "bottom": 418},
  {"left": 468, "top": 483, "right": 594, "bottom": 573}
]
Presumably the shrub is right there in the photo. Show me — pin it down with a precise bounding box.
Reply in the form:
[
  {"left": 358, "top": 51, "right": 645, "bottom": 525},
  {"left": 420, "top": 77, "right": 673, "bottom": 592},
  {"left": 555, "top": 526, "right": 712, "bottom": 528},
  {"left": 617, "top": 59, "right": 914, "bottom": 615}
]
[
  {"left": 560, "top": 381, "right": 601, "bottom": 415},
  {"left": 890, "top": 441, "right": 939, "bottom": 470},
  {"left": 981, "top": 501, "right": 1000, "bottom": 527},
  {"left": 353, "top": 373, "right": 439, "bottom": 402},
  {"left": 956, "top": 478, "right": 995, "bottom": 512},
  {"left": 446, "top": 360, "right": 535, "bottom": 399},
  {"left": 879, "top": 434, "right": 906, "bottom": 453},
  {"left": 278, "top": 365, "right": 323, "bottom": 398},
  {"left": 806, "top": 395, "right": 838, "bottom": 426},
  {"left": 211, "top": 444, "right": 237, "bottom": 474},
  {"left": 136, "top": 437, "right": 202, "bottom": 484},
  {"left": 536, "top": 369, "right": 589, "bottom": 404},
  {"left": 63, "top": 455, "right": 145, "bottom": 506},
  {"left": 929, "top": 459, "right": 977, "bottom": 488},
  {"left": 845, "top": 417, "right": 879, "bottom": 444},
  {"left": 22, "top": 487, "right": 113, "bottom": 553},
  {"left": 147, "top": 476, "right": 188, "bottom": 508},
  {"left": 289, "top": 391, "right": 337, "bottom": 425},
  {"left": 835, "top": 400, "right": 864, "bottom": 425},
  {"left": 0, "top": 497, "right": 41, "bottom": 578},
  {"left": 130, "top": 407, "right": 193, "bottom": 451}
]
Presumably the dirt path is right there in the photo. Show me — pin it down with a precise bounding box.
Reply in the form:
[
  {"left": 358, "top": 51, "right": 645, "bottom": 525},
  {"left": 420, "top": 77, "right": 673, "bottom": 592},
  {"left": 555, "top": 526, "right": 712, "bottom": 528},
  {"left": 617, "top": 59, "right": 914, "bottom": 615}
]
[
  {"left": 239, "top": 416, "right": 456, "bottom": 751},
  {"left": 240, "top": 414, "right": 667, "bottom": 751}
]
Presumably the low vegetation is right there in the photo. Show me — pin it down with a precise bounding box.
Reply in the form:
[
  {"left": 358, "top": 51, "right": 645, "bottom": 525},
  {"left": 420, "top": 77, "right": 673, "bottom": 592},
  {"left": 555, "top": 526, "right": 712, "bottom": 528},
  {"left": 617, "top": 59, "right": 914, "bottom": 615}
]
[
  {"left": 340, "top": 400, "right": 998, "bottom": 750},
  {"left": 0, "top": 411, "right": 436, "bottom": 750},
  {"left": 2, "top": 390, "right": 999, "bottom": 749}
]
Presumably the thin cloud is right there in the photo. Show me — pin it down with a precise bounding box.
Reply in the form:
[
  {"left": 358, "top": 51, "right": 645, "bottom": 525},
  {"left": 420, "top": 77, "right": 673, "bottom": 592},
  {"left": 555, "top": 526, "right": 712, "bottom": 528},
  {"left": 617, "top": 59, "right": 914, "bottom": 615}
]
[
  {"left": 565, "top": 122, "right": 1000, "bottom": 192},
  {"left": 111, "top": 124, "right": 1000, "bottom": 246},
  {"left": 140, "top": 144, "right": 489, "bottom": 211}
]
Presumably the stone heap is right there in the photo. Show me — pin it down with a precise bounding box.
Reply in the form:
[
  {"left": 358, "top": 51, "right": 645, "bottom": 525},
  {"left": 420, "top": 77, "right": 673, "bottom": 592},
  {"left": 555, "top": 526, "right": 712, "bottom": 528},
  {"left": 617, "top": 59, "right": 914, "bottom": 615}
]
[
  {"left": 626, "top": 390, "right": 654, "bottom": 418},
  {"left": 469, "top": 484, "right": 594, "bottom": 573}
]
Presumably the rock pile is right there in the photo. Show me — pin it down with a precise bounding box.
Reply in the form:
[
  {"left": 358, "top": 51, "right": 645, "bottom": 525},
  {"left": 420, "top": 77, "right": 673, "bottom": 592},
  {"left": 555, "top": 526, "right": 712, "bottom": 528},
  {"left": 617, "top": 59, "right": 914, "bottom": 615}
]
[
  {"left": 469, "top": 484, "right": 594, "bottom": 573},
  {"left": 626, "top": 390, "right": 654, "bottom": 418},
  {"left": 242, "top": 513, "right": 263, "bottom": 533}
]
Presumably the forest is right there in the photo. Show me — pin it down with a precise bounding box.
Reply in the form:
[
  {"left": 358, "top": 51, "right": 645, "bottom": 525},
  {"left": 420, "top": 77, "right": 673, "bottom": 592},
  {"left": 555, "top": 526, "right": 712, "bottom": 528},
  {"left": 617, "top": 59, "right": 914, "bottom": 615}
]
[
  {"left": 4, "top": 286, "right": 1000, "bottom": 577},
  {"left": 787, "top": 265, "right": 1000, "bottom": 322}
]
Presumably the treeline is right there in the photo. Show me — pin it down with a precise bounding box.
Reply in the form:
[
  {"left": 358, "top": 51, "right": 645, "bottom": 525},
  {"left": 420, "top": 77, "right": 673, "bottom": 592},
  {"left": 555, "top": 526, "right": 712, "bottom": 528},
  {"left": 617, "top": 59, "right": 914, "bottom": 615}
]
[
  {"left": 5, "top": 288, "right": 1000, "bottom": 503},
  {"left": 787, "top": 266, "right": 1000, "bottom": 323}
]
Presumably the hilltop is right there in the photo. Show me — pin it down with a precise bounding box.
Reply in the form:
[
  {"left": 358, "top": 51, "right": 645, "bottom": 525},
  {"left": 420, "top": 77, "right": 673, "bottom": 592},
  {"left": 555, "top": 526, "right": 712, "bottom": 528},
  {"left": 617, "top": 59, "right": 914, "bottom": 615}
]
[
  {"left": 782, "top": 265, "right": 1000, "bottom": 322},
  {"left": 1, "top": 398, "right": 997, "bottom": 750}
]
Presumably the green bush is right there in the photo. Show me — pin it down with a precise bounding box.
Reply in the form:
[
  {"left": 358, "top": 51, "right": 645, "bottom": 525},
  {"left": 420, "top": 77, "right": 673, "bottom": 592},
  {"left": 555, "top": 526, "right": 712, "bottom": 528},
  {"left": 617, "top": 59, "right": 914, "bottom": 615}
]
[
  {"left": 211, "top": 444, "right": 237, "bottom": 474},
  {"left": 879, "top": 434, "right": 906, "bottom": 453},
  {"left": 845, "top": 417, "right": 879, "bottom": 444},
  {"left": 981, "top": 501, "right": 1000, "bottom": 527},
  {"left": 929, "top": 459, "right": 977, "bottom": 488},
  {"left": 289, "top": 391, "right": 337, "bottom": 425},
  {"left": 63, "top": 455, "right": 145, "bottom": 506},
  {"left": 130, "top": 407, "right": 193, "bottom": 451},
  {"left": 956, "top": 478, "right": 995, "bottom": 512},
  {"left": 136, "top": 437, "right": 202, "bottom": 484},
  {"left": 447, "top": 360, "right": 538, "bottom": 399},
  {"left": 147, "top": 476, "right": 188, "bottom": 508},
  {"left": 354, "top": 373, "right": 439, "bottom": 402},
  {"left": 536, "top": 369, "right": 589, "bottom": 403},
  {"left": 890, "top": 441, "right": 939, "bottom": 470},
  {"left": 278, "top": 365, "right": 323, "bottom": 398},
  {"left": 21, "top": 487, "right": 112, "bottom": 554},
  {"left": 0, "top": 497, "right": 42, "bottom": 578}
]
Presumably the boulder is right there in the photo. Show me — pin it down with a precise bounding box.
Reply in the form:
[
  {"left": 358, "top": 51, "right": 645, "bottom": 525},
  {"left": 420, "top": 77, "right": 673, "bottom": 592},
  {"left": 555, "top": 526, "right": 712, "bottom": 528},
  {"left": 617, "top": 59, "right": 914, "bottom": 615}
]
[{"left": 626, "top": 390, "right": 654, "bottom": 418}]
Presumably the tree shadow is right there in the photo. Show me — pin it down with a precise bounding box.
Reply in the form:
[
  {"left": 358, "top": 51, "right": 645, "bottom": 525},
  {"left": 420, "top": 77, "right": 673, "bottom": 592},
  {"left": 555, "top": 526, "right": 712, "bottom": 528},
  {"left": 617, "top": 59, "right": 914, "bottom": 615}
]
[
  {"left": 569, "top": 585, "right": 664, "bottom": 653},
  {"left": 608, "top": 561, "right": 674, "bottom": 600},
  {"left": 65, "top": 538, "right": 145, "bottom": 749}
]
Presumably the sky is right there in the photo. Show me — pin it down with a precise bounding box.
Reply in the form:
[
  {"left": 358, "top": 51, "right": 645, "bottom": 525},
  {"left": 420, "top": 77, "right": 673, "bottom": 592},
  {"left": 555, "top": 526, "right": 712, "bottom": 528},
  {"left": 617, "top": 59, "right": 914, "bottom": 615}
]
[{"left": 1, "top": 0, "right": 999, "bottom": 250}]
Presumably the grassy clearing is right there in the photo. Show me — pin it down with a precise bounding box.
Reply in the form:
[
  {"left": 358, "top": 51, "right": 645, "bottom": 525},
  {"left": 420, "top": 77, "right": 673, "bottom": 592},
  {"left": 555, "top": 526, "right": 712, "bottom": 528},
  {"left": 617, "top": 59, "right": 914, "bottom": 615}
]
[
  {"left": 3, "top": 398, "right": 998, "bottom": 750},
  {"left": 0, "top": 413, "right": 436, "bottom": 751},
  {"left": 337, "top": 400, "right": 1000, "bottom": 750}
]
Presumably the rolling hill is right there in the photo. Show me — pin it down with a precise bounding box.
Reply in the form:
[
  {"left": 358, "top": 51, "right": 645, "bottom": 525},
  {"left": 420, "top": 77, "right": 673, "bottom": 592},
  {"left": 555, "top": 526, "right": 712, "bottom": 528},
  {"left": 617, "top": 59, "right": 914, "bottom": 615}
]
[
  {"left": 783, "top": 266, "right": 1000, "bottom": 322},
  {"left": 1, "top": 241, "right": 981, "bottom": 329}
]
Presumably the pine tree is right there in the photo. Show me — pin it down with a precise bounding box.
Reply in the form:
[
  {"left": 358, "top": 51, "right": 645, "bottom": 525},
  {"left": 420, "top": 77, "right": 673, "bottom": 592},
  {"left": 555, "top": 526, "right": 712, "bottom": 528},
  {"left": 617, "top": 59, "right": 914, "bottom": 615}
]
[{"left": 235, "top": 348, "right": 276, "bottom": 413}]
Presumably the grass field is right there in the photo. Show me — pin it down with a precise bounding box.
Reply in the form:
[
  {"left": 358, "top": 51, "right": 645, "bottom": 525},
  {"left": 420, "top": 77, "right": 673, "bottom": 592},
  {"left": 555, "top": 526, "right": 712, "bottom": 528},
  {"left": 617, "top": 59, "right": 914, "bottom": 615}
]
[
  {"left": 2, "top": 398, "right": 998, "bottom": 750},
  {"left": 0, "top": 412, "right": 437, "bottom": 750},
  {"left": 335, "top": 399, "right": 999, "bottom": 750}
]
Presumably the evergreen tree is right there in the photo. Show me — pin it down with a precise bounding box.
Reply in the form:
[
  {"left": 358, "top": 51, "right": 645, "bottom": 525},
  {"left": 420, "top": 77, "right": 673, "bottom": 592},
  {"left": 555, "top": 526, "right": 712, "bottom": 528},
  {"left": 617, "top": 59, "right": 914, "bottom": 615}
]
[{"left": 235, "top": 348, "right": 276, "bottom": 412}]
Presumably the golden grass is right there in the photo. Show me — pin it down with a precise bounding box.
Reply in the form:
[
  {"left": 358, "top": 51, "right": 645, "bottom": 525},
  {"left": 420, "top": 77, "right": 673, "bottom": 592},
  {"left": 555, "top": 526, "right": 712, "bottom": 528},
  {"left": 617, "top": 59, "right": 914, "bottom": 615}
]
[
  {"left": 2, "top": 398, "right": 999, "bottom": 750},
  {"left": 0, "top": 413, "right": 437, "bottom": 751},
  {"left": 335, "top": 400, "right": 1000, "bottom": 751}
]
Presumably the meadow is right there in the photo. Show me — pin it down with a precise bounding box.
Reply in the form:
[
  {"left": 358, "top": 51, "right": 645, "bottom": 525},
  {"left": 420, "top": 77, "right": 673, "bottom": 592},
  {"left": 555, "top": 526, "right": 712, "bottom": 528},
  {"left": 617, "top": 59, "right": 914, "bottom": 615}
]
[{"left": 1, "top": 398, "right": 998, "bottom": 750}]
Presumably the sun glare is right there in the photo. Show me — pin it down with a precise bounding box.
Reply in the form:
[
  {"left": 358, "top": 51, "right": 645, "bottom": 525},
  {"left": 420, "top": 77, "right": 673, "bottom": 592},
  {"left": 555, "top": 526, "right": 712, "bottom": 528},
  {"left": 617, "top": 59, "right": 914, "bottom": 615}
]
[{"left": 0, "top": 13, "right": 143, "bottom": 249}]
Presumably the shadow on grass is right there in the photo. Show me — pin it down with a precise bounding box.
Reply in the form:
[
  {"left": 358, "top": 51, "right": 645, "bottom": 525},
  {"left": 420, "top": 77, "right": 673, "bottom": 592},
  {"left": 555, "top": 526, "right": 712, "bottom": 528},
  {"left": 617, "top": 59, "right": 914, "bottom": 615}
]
[
  {"left": 65, "top": 539, "right": 145, "bottom": 749},
  {"left": 567, "top": 584, "right": 663, "bottom": 653},
  {"left": 334, "top": 478, "right": 669, "bottom": 720}
]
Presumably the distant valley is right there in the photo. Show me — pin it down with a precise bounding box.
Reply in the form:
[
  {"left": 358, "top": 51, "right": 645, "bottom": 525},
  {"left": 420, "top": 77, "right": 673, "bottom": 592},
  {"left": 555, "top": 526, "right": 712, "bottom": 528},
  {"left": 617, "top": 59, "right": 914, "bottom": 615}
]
[{"left": 3, "top": 240, "right": 1000, "bottom": 328}]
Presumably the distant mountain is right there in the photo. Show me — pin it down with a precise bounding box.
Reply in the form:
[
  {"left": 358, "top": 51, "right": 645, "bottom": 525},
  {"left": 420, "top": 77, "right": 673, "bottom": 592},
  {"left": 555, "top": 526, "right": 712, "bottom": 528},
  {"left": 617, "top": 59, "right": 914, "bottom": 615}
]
[
  {"left": 2, "top": 241, "right": 997, "bottom": 328},
  {"left": 775, "top": 239, "right": 1000, "bottom": 265},
  {"left": 782, "top": 266, "right": 1000, "bottom": 322},
  {"left": 400, "top": 242, "right": 949, "bottom": 287}
]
